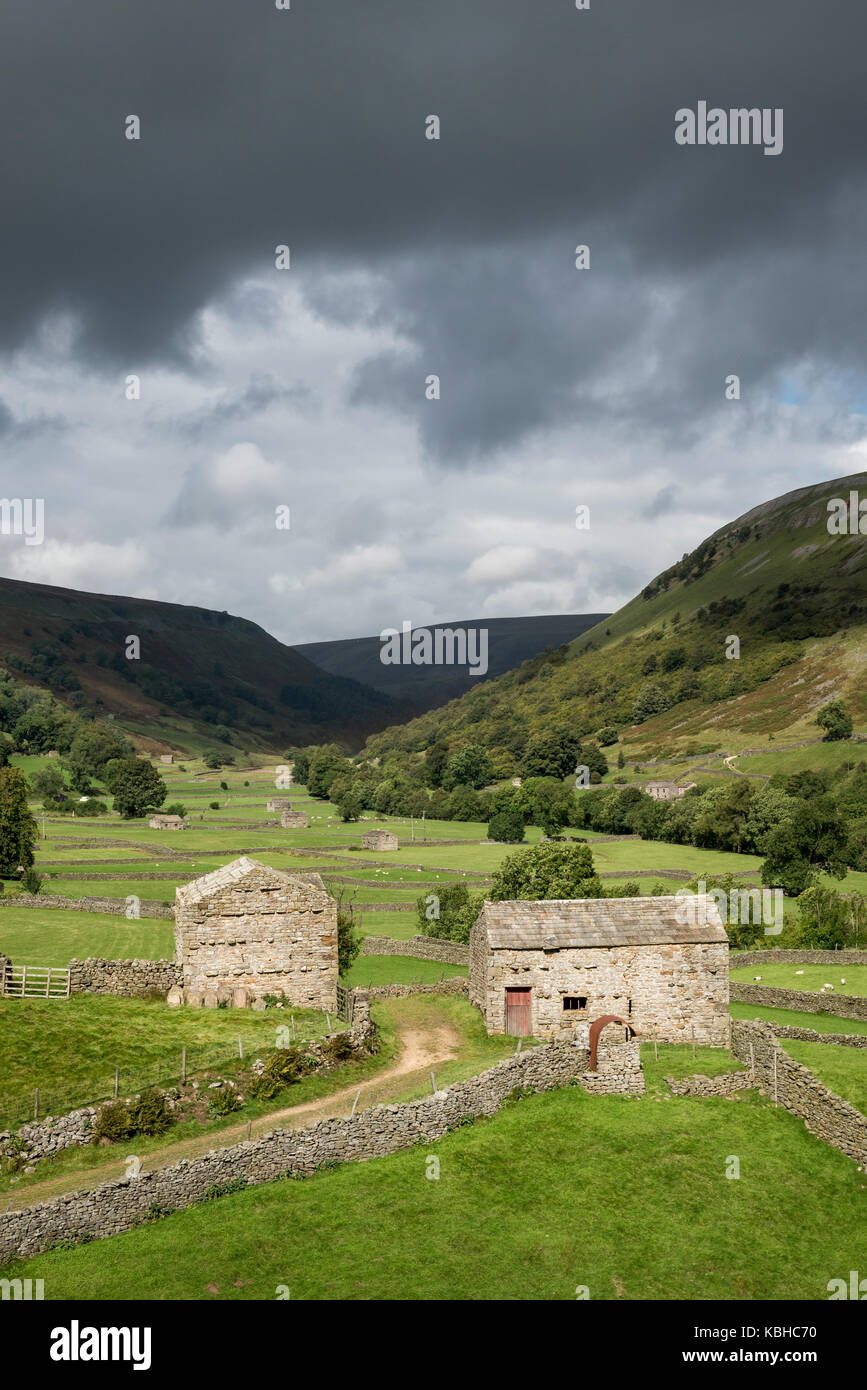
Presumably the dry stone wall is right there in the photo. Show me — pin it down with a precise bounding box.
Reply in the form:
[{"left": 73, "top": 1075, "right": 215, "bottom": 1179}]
[
  {"left": 731, "top": 1020, "right": 867, "bottom": 1165},
  {"left": 362, "top": 935, "right": 469, "bottom": 966},
  {"left": 770, "top": 1025, "right": 867, "bottom": 1049},
  {"left": 730, "top": 982, "right": 867, "bottom": 1021},
  {"left": 731, "top": 949, "right": 866, "bottom": 966},
  {"left": 69, "top": 958, "right": 181, "bottom": 998},
  {"left": 665, "top": 1072, "right": 753, "bottom": 1097},
  {"left": 364, "top": 977, "right": 468, "bottom": 1000},
  {"left": 0, "top": 1033, "right": 642, "bottom": 1262},
  {"left": 0, "top": 894, "right": 174, "bottom": 919}
]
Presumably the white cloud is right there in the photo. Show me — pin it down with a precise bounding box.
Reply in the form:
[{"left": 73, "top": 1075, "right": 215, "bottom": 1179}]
[
  {"left": 464, "top": 544, "right": 539, "bottom": 585},
  {"left": 5, "top": 539, "right": 148, "bottom": 592}
]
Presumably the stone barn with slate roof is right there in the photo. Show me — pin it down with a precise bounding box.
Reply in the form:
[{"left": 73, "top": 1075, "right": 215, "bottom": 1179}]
[
  {"left": 469, "top": 896, "right": 729, "bottom": 1045},
  {"left": 174, "top": 856, "right": 337, "bottom": 1008}
]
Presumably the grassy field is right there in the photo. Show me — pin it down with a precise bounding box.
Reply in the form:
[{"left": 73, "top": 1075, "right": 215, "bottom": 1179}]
[
  {"left": 781, "top": 1038, "right": 867, "bottom": 1115},
  {"left": 342, "top": 955, "right": 466, "bottom": 987},
  {"left": 0, "top": 994, "right": 338, "bottom": 1125},
  {"left": 729, "top": 1000, "right": 867, "bottom": 1036},
  {"left": 4, "top": 1076, "right": 863, "bottom": 1301},
  {"left": 730, "top": 963, "right": 867, "bottom": 996}
]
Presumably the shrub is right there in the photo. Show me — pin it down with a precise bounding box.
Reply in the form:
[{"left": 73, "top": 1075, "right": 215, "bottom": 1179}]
[
  {"left": 20, "top": 866, "right": 44, "bottom": 894},
  {"left": 207, "top": 1083, "right": 243, "bottom": 1117},
  {"left": 164, "top": 802, "right": 187, "bottom": 817},
  {"left": 322, "top": 1032, "right": 356, "bottom": 1063},
  {"left": 209, "top": 801, "right": 220, "bottom": 810},
  {"left": 93, "top": 1088, "right": 173, "bottom": 1144},
  {"left": 488, "top": 810, "right": 525, "bottom": 843},
  {"left": 250, "top": 1045, "right": 309, "bottom": 1099}
]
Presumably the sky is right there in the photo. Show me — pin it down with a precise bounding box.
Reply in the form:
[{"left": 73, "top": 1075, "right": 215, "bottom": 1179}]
[{"left": 1, "top": 0, "right": 866, "bottom": 644}]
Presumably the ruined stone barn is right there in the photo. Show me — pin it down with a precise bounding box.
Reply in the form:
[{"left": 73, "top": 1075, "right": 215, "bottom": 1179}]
[
  {"left": 268, "top": 797, "right": 293, "bottom": 812},
  {"left": 281, "top": 810, "right": 308, "bottom": 828},
  {"left": 174, "top": 856, "right": 337, "bottom": 1008},
  {"left": 362, "top": 830, "right": 398, "bottom": 851},
  {"left": 149, "top": 813, "right": 186, "bottom": 830},
  {"left": 469, "top": 896, "right": 729, "bottom": 1045}
]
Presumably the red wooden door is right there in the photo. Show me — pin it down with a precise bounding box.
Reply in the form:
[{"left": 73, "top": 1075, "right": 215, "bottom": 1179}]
[{"left": 505, "top": 987, "right": 532, "bottom": 1036}]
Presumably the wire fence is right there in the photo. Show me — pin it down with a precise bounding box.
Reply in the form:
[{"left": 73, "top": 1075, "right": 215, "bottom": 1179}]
[{"left": 0, "top": 1012, "right": 351, "bottom": 1132}]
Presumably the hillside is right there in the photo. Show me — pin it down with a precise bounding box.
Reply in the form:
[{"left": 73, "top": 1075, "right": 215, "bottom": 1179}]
[
  {"left": 361, "top": 473, "right": 867, "bottom": 768},
  {"left": 0, "top": 577, "right": 405, "bottom": 756},
  {"left": 294, "top": 613, "right": 608, "bottom": 712}
]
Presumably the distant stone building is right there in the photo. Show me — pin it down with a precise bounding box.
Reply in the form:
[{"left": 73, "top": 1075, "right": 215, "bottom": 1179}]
[
  {"left": 174, "top": 856, "right": 337, "bottom": 1008},
  {"left": 644, "top": 780, "right": 690, "bottom": 801},
  {"left": 268, "top": 797, "right": 293, "bottom": 812},
  {"left": 149, "top": 814, "right": 186, "bottom": 830},
  {"left": 511, "top": 777, "right": 522, "bottom": 788},
  {"left": 159, "top": 754, "right": 174, "bottom": 764},
  {"left": 47, "top": 750, "right": 59, "bottom": 759},
  {"left": 362, "top": 830, "right": 399, "bottom": 851},
  {"left": 469, "top": 896, "right": 729, "bottom": 1045},
  {"left": 281, "top": 810, "right": 308, "bottom": 828}
]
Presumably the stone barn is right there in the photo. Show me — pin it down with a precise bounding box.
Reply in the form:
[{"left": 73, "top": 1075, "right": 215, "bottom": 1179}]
[
  {"left": 469, "top": 896, "right": 729, "bottom": 1045},
  {"left": 268, "top": 797, "right": 293, "bottom": 812},
  {"left": 149, "top": 814, "right": 186, "bottom": 830},
  {"left": 281, "top": 810, "right": 308, "bottom": 828},
  {"left": 159, "top": 754, "right": 174, "bottom": 764},
  {"left": 362, "top": 830, "right": 398, "bottom": 851},
  {"left": 174, "top": 856, "right": 337, "bottom": 1008}
]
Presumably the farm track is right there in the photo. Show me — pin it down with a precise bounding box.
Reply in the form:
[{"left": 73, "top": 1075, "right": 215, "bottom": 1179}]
[{"left": 0, "top": 1011, "right": 462, "bottom": 1214}]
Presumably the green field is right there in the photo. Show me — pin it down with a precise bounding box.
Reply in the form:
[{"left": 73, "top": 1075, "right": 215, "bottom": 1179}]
[
  {"left": 781, "top": 1039, "right": 867, "bottom": 1115},
  {"left": 730, "top": 963, "right": 867, "bottom": 996},
  {"left": 4, "top": 1077, "right": 862, "bottom": 1301}
]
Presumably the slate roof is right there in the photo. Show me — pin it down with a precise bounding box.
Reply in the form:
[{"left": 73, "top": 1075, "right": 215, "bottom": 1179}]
[
  {"left": 474, "top": 896, "right": 727, "bottom": 949},
  {"left": 176, "top": 855, "right": 327, "bottom": 906}
]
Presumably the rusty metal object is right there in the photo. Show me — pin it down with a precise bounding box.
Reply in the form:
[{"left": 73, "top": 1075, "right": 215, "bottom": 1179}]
[{"left": 588, "top": 1014, "right": 637, "bottom": 1071}]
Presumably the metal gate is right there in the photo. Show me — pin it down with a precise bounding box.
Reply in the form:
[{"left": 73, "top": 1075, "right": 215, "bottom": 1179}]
[
  {"left": 3, "top": 965, "right": 71, "bottom": 999},
  {"left": 504, "top": 987, "right": 532, "bottom": 1036}
]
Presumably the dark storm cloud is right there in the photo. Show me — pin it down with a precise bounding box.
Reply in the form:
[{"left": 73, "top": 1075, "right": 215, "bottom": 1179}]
[{"left": 1, "top": 0, "right": 866, "bottom": 460}]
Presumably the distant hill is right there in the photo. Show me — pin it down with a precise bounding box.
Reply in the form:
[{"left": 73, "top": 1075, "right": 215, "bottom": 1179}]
[
  {"left": 361, "top": 473, "right": 867, "bottom": 766},
  {"left": 294, "top": 614, "right": 608, "bottom": 712},
  {"left": 0, "top": 577, "right": 406, "bottom": 756}
]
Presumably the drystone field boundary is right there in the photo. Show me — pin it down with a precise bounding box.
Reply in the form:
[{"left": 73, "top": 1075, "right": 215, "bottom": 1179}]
[
  {"left": 0, "top": 1032, "right": 642, "bottom": 1262},
  {"left": 729, "top": 982, "right": 867, "bottom": 1021}
]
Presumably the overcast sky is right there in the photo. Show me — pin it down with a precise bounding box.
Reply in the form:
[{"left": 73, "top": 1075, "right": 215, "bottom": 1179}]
[{"left": 1, "top": 0, "right": 865, "bottom": 644}]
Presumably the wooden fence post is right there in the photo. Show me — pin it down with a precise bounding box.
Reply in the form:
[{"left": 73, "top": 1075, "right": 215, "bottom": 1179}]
[
  {"left": 238, "top": 1035, "right": 243, "bottom": 1059},
  {"left": 181, "top": 1046, "right": 186, "bottom": 1084},
  {"left": 653, "top": 1040, "right": 658, "bottom": 1062},
  {"left": 114, "top": 1068, "right": 119, "bottom": 1098},
  {"left": 34, "top": 1088, "right": 39, "bottom": 1120},
  {"left": 430, "top": 1071, "right": 437, "bottom": 1094}
]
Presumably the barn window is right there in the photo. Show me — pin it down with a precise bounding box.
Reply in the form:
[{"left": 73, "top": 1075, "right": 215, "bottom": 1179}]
[{"left": 563, "top": 996, "right": 587, "bottom": 1011}]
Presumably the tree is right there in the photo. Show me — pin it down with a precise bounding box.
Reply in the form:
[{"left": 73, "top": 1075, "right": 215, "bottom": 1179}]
[
  {"left": 417, "top": 880, "right": 484, "bottom": 943},
  {"left": 442, "top": 744, "right": 494, "bottom": 791},
  {"left": 64, "top": 726, "right": 133, "bottom": 792},
  {"left": 30, "top": 764, "right": 67, "bottom": 809},
  {"left": 336, "top": 788, "right": 362, "bottom": 822},
  {"left": 307, "top": 744, "right": 350, "bottom": 798},
  {"left": 290, "top": 749, "right": 311, "bottom": 785},
  {"left": 761, "top": 797, "right": 850, "bottom": 896},
  {"left": 107, "top": 759, "right": 167, "bottom": 819},
  {"left": 816, "top": 701, "right": 853, "bottom": 742},
  {"left": 488, "top": 809, "right": 525, "bottom": 843},
  {"left": 521, "top": 777, "right": 574, "bottom": 836},
  {"left": 337, "top": 908, "right": 362, "bottom": 976},
  {"left": 520, "top": 729, "right": 580, "bottom": 780},
  {"left": 795, "top": 886, "right": 854, "bottom": 949},
  {"left": 425, "top": 741, "right": 450, "bottom": 787},
  {"left": 0, "top": 767, "right": 38, "bottom": 876},
  {"left": 595, "top": 726, "right": 619, "bottom": 747},
  {"left": 490, "top": 841, "right": 605, "bottom": 901}
]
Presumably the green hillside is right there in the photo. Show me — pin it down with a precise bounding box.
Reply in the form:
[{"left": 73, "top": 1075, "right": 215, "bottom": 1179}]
[
  {"left": 0, "top": 576, "right": 405, "bottom": 756},
  {"left": 362, "top": 473, "right": 867, "bottom": 769}
]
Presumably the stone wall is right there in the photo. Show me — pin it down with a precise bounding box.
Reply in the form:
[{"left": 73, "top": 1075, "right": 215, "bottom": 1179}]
[
  {"left": 730, "top": 982, "right": 867, "bottom": 1021},
  {"left": 770, "top": 1024, "right": 867, "bottom": 1049},
  {"left": 0, "top": 894, "right": 174, "bottom": 919},
  {"left": 365, "top": 977, "right": 469, "bottom": 1000},
  {"left": 0, "top": 1033, "right": 642, "bottom": 1262},
  {"left": 730, "top": 1019, "right": 867, "bottom": 1165},
  {"left": 174, "top": 862, "right": 337, "bottom": 1010},
  {"left": 471, "top": 934, "right": 730, "bottom": 1047},
  {"left": 362, "top": 935, "right": 470, "bottom": 966},
  {"left": 731, "top": 949, "right": 867, "bottom": 966},
  {"left": 665, "top": 1072, "right": 753, "bottom": 1097},
  {"left": 69, "top": 958, "right": 182, "bottom": 998}
]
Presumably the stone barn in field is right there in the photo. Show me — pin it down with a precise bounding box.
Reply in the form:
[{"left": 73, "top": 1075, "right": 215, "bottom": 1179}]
[
  {"left": 469, "top": 896, "right": 729, "bottom": 1045},
  {"left": 174, "top": 856, "right": 337, "bottom": 1008},
  {"left": 149, "top": 814, "right": 186, "bottom": 830},
  {"left": 268, "top": 796, "right": 293, "bottom": 812},
  {"left": 362, "top": 830, "right": 398, "bottom": 851},
  {"left": 281, "top": 810, "right": 308, "bottom": 828},
  {"left": 159, "top": 754, "right": 174, "bottom": 764}
]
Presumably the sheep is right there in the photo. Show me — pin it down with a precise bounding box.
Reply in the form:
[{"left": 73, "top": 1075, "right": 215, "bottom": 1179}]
[
  {"left": 795, "top": 970, "right": 805, "bottom": 975},
  {"left": 822, "top": 983, "right": 834, "bottom": 990},
  {"left": 753, "top": 975, "right": 762, "bottom": 981}
]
